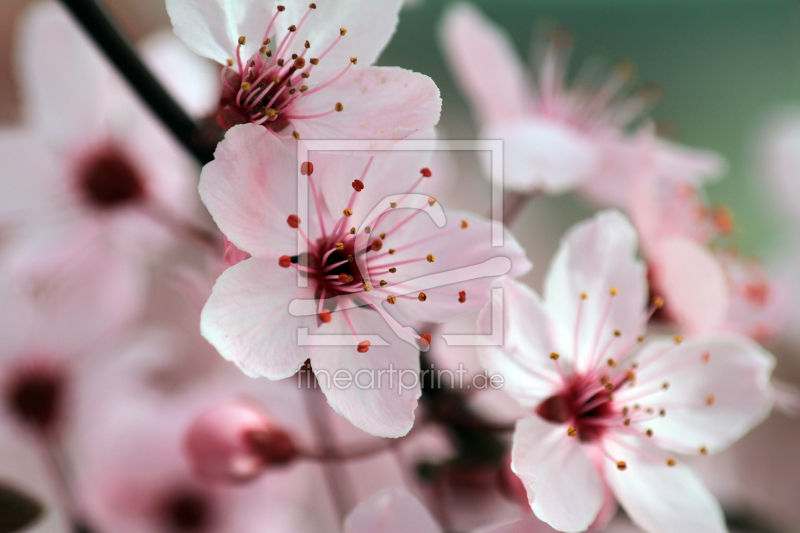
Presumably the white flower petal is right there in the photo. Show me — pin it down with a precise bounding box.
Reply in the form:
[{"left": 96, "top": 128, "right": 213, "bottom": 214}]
[{"left": 344, "top": 488, "right": 440, "bottom": 533}]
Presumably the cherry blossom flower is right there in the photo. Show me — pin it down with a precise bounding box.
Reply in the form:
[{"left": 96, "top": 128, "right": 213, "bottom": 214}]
[
  {"left": 0, "top": 2, "right": 214, "bottom": 274},
  {"left": 199, "top": 124, "right": 530, "bottom": 437},
  {"left": 166, "top": 0, "right": 441, "bottom": 140},
  {"left": 440, "top": 3, "right": 724, "bottom": 196},
  {"left": 478, "top": 210, "right": 775, "bottom": 533}
]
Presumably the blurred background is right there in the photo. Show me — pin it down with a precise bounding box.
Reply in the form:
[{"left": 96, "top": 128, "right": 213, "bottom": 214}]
[{"left": 2, "top": 0, "right": 800, "bottom": 531}]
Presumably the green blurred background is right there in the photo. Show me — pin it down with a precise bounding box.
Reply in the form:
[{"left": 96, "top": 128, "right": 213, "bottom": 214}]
[{"left": 380, "top": 0, "right": 800, "bottom": 260}]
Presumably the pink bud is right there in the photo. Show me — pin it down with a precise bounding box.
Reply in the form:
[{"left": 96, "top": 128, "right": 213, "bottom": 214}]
[
  {"left": 222, "top": 235, "right": 251, "bottom": 268},
  {"left": 184, "top": 400, "right": 297, "bottom": 484}
]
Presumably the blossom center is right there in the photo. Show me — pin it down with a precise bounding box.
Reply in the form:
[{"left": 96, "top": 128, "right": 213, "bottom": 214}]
[
  {"left": 218, "top": 4, "right": 350, "bottom": 137},
  {"left": 5, "top": 368, "right": 64, "bottom": 431},
  {"left": 77, "top": 148, "right": 146, "bottom": 210},
  {"left": 161, "top": 490, "right": 212, "bottom": 532},
  {"left": 536, "top": 377, "right": 616, "bottom": 443}
]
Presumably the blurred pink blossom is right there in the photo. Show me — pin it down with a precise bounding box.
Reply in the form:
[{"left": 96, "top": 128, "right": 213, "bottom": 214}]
[
  {"left": 440, "top": 3, "right": 724, "bottom": 197},
  {"left": 478, "top": 210, "right": 775, "bottom": 533}
]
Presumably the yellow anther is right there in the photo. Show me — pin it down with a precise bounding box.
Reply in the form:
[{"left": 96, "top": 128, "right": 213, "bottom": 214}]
[
  {"left": 299, "top": 85, "right": 309, "bottom": 92},
  {"left": 604, "top": 382, "right": 614, "bottom": 390},
  {"left": 335, "top": 243, "right": 344, "bottom": 251},
  {"left": 379, "top": 232, "right": 386, "bottom": 239},
  {"left": 259, "top": 46, "right": 267, "bottom": 54},
  {"left": 310, "top": 58, "right": 319, "bottom": 65},
  {"left": 379, "top": 280, "right": 387, "bottom": 287},
  {"left": 700, "top": 446, "right": 708, "bottom": 455},
  {"left": 653, "top": 296, "right": 665, "bottom": 308},
  {"left": 340, "top": 28, "right": 347, "bottom": 36},
  {"left": 549, "top": 352, "right": 560, "bottom": 360},
  {"left": 662, "top": 382, "right": 669, "bottom": 390},
  {"left": 666, "top": 459, "right": 676, "bottom": 467},
  {"left": 335, "top": 102, "right": 344, "bottom": 112},
  {"left": 240, "top": 82, "right": 251, "bottom": 91},
  {"left": 706, "top": 395, "right": 715, "bottom": 406},
  {"left": 427, "top": 197, "right": 436, "bottom": 206},
  {"left": 277, "top": 5, "right": 285, "bottom": 11},
  {"left": 617, "top": 461, "right": 627, "bottom": 471},
  {"left": 390, "top": 202, "right": 398, "bottom": 208},
  {"left": 426, "top": 254, "right": 435, "bottom": 263},
  {"left": 304, "top": 40, "right": 311, "bottom": 48},
  {"left": 646, "top": 429, "right": 653, "bottom": 437},
  {"left": 623, "top": 419, "right": 631, "bottom": 426},
  {"left": 264, "top": 38, "right": 272, "bottom": 45},
  {"left": 388, "top": 249, "right": 395, "bottom": 255},
  {"left": 343, "top": 208, "right": 352, "bottom": 216},
  {"left": 226, "top": 58, "right": 234, "bottom": 66},
  {"left": 674, "top": 334, "right": 683, "bottom": 344},
  {"left": 637, "top": 335, "right": 644, "bottom": 342},
  {"left": 389, "top": 267, "right": 397, "bottom": 273},
  {"left": 288, "top": 25, "right": 297, "bottom": 32},
  {"left": 610, "top": 287, "right": 619, "bottom": 296},
  {"left": 614, "top": 330, "right": 621, "bottom": 337},
  {"left": 461, "top": 219, "right": 469, "bottom": 229},
  {"left": 292, "top": 131, "right": 301, "bottom": 139},
  {"left": 363, "top": 283, "right": 372, "bottom": 292},
  {"left": 350, "top": 57, "right": 357, "bottom": 64},
  {"left": 580, "top": 292, "right": 588, "bottom": 300},
  {"left": 387, "top": 295, "right": 397, "bottom": 304},
  {"left": 309, "top": 2, "right": 316, "bottom": 8},
  {"left": 607, "top": 358, "right": 616, "bottom": 367},
  {"left": 418, "top": 292, "right": 427, "bottom": 302},
  {"left": 349, "top": 227, "right": 356, "bottom": 234},
  {"left": 567, "top": 426, "right": 577, "bottom": 437},
  {"left": 238, "top": 36, "right": 246, "bottom": 45},
  {"left": 347, "top": 255, "right": 354, "bottom": 263}
]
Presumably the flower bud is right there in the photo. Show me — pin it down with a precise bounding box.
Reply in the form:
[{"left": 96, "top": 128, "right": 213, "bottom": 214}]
[{"left": 184, "top": 400, "right": 297, "bottom": 484}]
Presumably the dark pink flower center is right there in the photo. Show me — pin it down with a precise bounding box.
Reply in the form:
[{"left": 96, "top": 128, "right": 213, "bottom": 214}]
[
  {"left": 5, "top": 369, "right": 64, "bottom": 431},
  {"left": 217, "top": 4, "right": 351, "bottom": 138},
  {"left": 161, "top": 490, "right": 213, "bottom": 532},
  {"left": 77, "top": 148, "right": 146, "bottom": 210},
  {"left": 536, "top": 377, "right": 617, "bottom": 443}
]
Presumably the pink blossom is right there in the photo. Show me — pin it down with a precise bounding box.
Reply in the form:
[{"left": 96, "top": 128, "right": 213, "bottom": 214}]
[
  {"left": 199, "top": 124, "right": 530, "bottom": 437},
  {"left": 166, "top": 0, "right": 441, "bottom": 141},
  {"left": 478, "top": 210, "right": 774, "bottom": 533},
  {"left": 0, "top": 2, "right": 213, "bottom": 276},
  {"left": 440, "top": 4, "right": 724, "bottom": 196}
]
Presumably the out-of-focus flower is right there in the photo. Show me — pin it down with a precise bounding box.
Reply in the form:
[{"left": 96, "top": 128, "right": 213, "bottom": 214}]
[
  {"left": 0, "top": 2, "right": 210, "bottom": 264},
  {"left": 184, "top": 399, "right": 298, "bottom": 484},
  {"left": 440, "top": 3, "right": 724, "bottom": 197},
  {"left": 344, "top": 488, "right": 441, "bottom": 533},
  {"left": 78, "top": 370, "right": 324, "bottom": 533},
  {"left": 198, "top": 124, "right": 530, "bottom": 437},
  {"left": 478, "top": 210, "right": 774, "bottom": 533},
  {"left": 166, "top": 0, "right": 441, "bottom": 140}
]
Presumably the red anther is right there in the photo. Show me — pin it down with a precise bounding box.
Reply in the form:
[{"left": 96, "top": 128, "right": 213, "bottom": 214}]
[
  {"left": 369, "top": 238, "right": 383, "bottom": 252},
  {"left": 352, "top": 179, "right": 364, "bottom": 191},
  {"left": 420, "top": 333, "right": 432, "bottom": 348},
  {"left": 357, "top": 340, "right": 371, "bottom": 353},
  {"left": 279, "top": 255, "right": 292, "bottom": 268},
  {"left": 420, "top": 167, "right": 432, "bottom": 177},
  {"left": 300, "top": 161, "right": 314, "bottom": 175},
  {"left": 337, "top": 273, "right": 351, "bottom": 283},
  {"left": 286, "top": 214, "right": 301, "bottom": 228},
  {"left": 458, "top": 290, "right": 466, "bottom": 303},
  {"left": 319, "top": 310, "right": 332, "bottom": 323}
]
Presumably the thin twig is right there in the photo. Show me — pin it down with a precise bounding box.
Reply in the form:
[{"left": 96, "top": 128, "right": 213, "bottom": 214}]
[{"left": 58, "top": 0, "right": 215, "bottom": 165}]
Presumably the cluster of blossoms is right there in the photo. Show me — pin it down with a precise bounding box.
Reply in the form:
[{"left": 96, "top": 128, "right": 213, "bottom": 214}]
[{"left": 0, "top": 1, "right": 795, "bottom": 533}]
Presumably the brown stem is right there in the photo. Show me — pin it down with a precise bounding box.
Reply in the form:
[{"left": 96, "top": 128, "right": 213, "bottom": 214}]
[{"left": 298, "top": 438, "right": 398, "bottom": 462}]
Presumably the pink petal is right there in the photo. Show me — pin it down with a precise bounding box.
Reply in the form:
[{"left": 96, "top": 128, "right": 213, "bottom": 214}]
[
  {"left": 543, "top": 210, "right": 648, "bottom": 373},
  {"left": 385, "top": 211, "right": 531, "bottom": 324},
  {"left": 309, "top": 306, "right": 421, "bottom": 437},
  {"left": 17, "top": 2, "right": 111, "bottom": 147},
  {"left": 485, "top": 119, "right": 599, "bottom": 194},
  {"left": 652, "top": 237, "right": 729, "bottom": 334},
  {"left": 344, "top": 488, "right": 441, "bottom": 533},
  {"left": 440, "top": 3, "right": 530, "bottom": 124},
  {"left": 512, "top": 416, "right": 605, "bottom": 532},
  {"left": 603, "top": 436, "right": 727, "bottom": 533},
  {"left": 200, "top": 257, "right": 316, "bottom": 379},
  {"left": 616, "top": 335, "right": 774, "bottom": 455},
  {"left": 283, "top": 0, "right": 404, "bottom": 78},
  {"left": 653, "top": 138, "right": 727, "bottom": 186},
  {"left": 199, "top": 124, "right": 297, "bottom": 260},
  {"left": 166, "top": 0, "right": 269, "bottom": 65},
  {"left": 477, "top": 278, "right": 561, "bottom": 408},
  {"left": 289, "top": 66, "right": 441, "bottom": 143}
]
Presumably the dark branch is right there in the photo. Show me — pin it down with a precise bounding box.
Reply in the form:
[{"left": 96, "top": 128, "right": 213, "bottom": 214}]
[{"left": 58, "top": 0, "right": 215, "bottom": 165}]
